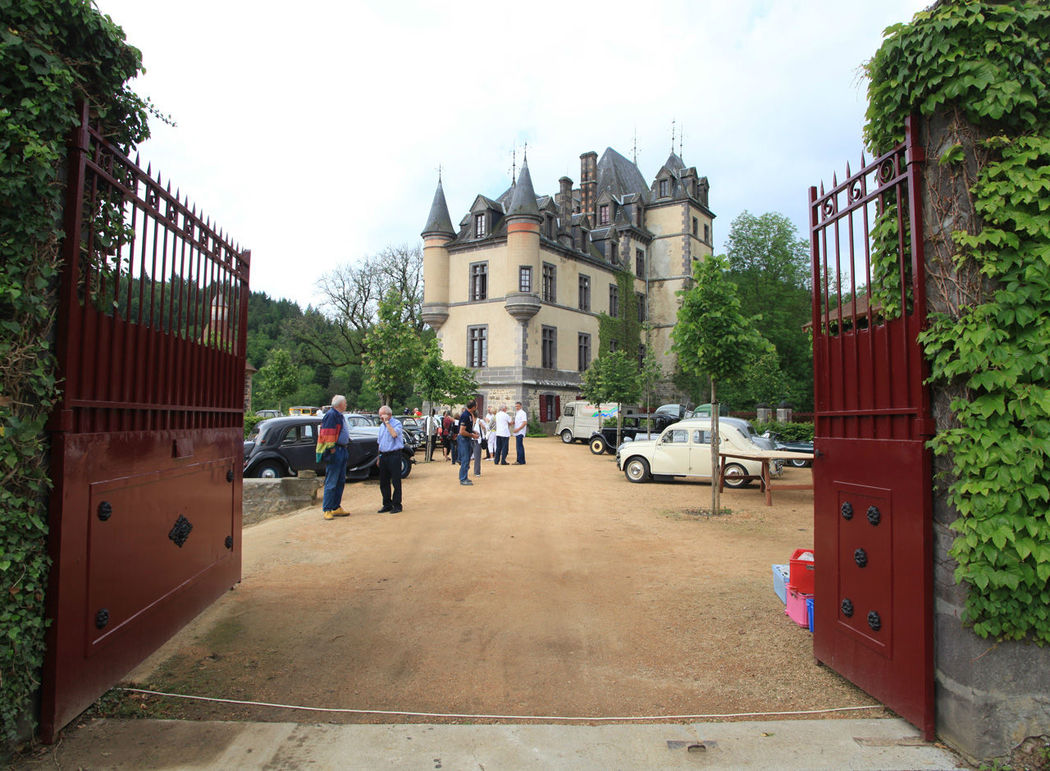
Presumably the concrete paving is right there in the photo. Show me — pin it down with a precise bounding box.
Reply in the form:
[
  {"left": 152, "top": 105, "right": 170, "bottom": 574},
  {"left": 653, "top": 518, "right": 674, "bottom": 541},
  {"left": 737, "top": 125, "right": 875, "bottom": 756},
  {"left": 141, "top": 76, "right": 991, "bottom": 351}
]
[{"left": 22, "top": 717, "right": 965, "bottom": 769}]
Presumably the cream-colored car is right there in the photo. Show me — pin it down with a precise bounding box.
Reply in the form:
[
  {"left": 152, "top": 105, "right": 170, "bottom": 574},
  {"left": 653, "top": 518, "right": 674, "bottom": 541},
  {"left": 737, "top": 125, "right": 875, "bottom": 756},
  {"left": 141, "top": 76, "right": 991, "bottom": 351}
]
[{"left": 616, "top": 418, "right": 776, "bottom": 486}]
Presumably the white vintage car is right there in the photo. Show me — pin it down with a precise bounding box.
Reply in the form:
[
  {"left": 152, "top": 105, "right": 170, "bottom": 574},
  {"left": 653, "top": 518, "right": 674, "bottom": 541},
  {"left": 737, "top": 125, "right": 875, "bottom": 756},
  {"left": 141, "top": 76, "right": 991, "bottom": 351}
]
[{"left": 616, "top": 418, "right": 780, "bottom": 486}]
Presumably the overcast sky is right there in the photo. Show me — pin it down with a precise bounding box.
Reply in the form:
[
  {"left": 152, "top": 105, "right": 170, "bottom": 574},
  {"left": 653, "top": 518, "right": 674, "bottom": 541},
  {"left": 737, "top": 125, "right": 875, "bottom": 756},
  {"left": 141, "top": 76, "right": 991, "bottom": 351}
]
[{"left": 93, "top": 0, "right": 930, "bottom": 308}]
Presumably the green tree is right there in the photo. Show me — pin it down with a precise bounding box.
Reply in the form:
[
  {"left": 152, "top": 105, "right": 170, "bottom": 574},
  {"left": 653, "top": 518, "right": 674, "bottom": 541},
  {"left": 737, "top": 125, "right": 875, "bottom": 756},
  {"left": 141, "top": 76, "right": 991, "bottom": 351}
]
[
  {"left": 362, "top": 290, "right": 425, "bottom": 406},
  {"left": 255, "top": 349, "right": 299, "bottom": 412},
  {"left": 581, "top": 350, "right": 641, "bottom": 450},
  {"left": 673, "top": 255, "right": 769, "bottom": 513},
  {"left": 414, "top": 338, "right": 478, "bottom": 460},
  {"left": 723, "top": 211, "right": 813, "bottom": 410}
]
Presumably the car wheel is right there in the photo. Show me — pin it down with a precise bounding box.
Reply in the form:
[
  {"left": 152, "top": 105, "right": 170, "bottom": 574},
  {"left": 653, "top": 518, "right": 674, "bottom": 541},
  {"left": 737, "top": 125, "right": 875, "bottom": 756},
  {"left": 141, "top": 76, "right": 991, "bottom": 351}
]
[
  {"left": 400, "top": 455, "right": 412, "bottom": 479},
  {"left": 722, "top": 462, "right": 751, "bottom": 489},
  {"left": 790, "top": 458, "right": 810, "bottom": 468},
  {"left": 590, "top": 437, "right": 607, "bottom": 455},
  {"left": 624, "top": 457, "right": 650, "bottom": 483},
  {"left": 254, "top": 461, "right": 283, "bottom": 479},
  {"left": 560, "top": 429, "right": 574, "bottom": 444}
]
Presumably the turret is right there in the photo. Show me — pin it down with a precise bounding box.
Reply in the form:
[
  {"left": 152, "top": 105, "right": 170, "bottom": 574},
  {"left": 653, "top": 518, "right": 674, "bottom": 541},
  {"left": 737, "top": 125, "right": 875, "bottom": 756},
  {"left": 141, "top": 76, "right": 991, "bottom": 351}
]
[
  {"left": 421, "top": 177, "right": 454, "bottom": 331},
  {"left": 504, "top": 158, "right": 542, "bottom": 323}
]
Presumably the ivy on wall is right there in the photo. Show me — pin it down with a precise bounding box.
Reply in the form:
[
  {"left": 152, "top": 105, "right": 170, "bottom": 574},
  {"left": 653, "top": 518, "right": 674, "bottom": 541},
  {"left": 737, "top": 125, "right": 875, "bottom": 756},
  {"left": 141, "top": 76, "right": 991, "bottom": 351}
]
[
  {"left": 865, "top": 1, "right": 1050, "bottom": 643},
  {"left": 0, "top": 0, "right": 149, "bottom": 739},
  {"left": 597, "top": 268, "right": 641, "bottom": 359}
]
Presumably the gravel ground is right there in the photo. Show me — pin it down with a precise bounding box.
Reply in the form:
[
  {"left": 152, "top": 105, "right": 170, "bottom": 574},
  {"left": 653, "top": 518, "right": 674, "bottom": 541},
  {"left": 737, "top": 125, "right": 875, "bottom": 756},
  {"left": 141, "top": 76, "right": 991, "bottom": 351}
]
[{"left": 105, "top": 437, "right": 886, "bottom": 726}]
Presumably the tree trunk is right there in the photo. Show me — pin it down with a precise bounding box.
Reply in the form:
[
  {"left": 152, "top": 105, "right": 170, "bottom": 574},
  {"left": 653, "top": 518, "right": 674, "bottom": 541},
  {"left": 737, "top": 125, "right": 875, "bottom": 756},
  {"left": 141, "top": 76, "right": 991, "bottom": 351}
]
[
  {"left": 615, "top": 408, "right": 623, "bottom": 452},
  {"left": 711, "top": 377, "right": 720, "bottom": 515}
]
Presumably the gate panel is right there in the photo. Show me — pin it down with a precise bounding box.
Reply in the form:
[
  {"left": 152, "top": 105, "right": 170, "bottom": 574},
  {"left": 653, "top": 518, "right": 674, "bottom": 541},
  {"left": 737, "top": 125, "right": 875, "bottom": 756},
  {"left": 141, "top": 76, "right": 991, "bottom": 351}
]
[
  {"left": 41, "top": 103, "right": 250, "bottom": 741},
  {"left": 809, "top": 117, "right": 935, "bottom": 738}
]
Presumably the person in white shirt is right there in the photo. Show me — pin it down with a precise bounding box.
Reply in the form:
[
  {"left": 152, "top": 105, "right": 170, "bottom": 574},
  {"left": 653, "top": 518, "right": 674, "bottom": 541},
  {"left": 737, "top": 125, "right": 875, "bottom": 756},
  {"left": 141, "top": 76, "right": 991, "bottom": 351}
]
[
  {"left": 512, "top": 401, "right": 528, "bottom": 465},
  {"left": 494, "top": 404, "right": 512, "bottom": 465},
  {"left": 473, "top": 407, "right": 489, "bottom": 475},
  {"left": 485, "top": 407, "right": 498, "bottom": 459}
]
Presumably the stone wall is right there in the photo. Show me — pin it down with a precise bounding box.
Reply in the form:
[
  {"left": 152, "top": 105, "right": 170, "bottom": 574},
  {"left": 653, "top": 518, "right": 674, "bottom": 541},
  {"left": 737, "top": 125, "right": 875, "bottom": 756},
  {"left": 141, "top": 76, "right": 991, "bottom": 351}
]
[
  {"left": 920, "top": 112, "right": 1050, "bottom": 762},
  {"left": 242, "top": 474, "right": 321, "bottom": 526}
]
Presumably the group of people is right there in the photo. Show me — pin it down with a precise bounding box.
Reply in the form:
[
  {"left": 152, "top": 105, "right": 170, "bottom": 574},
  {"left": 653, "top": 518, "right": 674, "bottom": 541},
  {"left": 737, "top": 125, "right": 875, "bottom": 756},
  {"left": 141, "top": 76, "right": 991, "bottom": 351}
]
[
  {"left": 314, "top": 395, "right": 529, "bottom": 519},
  {"left": 441, "top": 401, "right": 528, "bottom": 485},
  {"left": 316, "top": 394, "right": 405, "bottom": 520}
]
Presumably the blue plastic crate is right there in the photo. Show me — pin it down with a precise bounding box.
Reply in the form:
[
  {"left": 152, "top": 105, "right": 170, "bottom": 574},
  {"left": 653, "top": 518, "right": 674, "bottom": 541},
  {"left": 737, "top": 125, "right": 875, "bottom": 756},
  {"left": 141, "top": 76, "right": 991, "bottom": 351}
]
[
  {"left": 806, "top": 596, "right": 814, "bottom": 633},
  {"left": 772, "top": 564, "right": 789, "bottom": 605}
]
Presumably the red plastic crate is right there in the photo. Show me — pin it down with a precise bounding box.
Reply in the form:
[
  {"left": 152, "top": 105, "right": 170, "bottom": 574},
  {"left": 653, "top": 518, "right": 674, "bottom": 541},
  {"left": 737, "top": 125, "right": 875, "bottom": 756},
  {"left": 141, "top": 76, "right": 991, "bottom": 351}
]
[{"left": 789, "top": 548, "right": 815, "bottom": 595}]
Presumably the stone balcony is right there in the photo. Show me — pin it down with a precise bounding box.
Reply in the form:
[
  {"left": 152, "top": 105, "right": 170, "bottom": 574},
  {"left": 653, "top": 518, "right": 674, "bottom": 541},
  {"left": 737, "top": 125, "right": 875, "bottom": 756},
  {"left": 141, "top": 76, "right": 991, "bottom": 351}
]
[
  {"left": 504, "top": 292, "right": 541, "bottom": 322},
  {"left": 421, "top": 302, "right": 449, "bottom": 331}
]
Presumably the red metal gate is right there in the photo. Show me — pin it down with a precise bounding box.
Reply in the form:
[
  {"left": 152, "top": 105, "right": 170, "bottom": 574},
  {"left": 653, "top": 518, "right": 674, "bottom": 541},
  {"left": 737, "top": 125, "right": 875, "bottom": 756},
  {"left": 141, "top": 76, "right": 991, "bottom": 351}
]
[
  {"left": 809, "top": 117, "right": 935, "bottom": 738},
  {"left": 40, "top": 103, "right": 250, "bottom": 741}
]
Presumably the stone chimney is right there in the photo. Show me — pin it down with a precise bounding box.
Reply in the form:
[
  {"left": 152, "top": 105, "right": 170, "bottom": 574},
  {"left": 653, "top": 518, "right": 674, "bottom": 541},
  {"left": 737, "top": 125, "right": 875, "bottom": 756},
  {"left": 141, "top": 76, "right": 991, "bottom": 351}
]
[
  {"left": 556, "top": 176, "right": 573, "bottom": 228},
  {"left": 580, "top": 151, "right": 597, "bottom": 220}
]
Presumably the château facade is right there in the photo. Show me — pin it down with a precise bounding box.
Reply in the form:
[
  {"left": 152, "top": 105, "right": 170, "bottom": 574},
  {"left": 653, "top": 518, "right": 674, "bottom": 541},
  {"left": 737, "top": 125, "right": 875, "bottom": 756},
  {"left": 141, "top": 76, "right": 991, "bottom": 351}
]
[{"left": 421, "top": 146, "right": 714, "bottom": 424}]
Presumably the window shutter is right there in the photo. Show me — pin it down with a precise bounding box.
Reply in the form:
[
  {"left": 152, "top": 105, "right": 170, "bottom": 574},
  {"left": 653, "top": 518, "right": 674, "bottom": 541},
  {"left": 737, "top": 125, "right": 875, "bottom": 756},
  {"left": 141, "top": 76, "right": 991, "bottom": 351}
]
[{"left": 554, "top": 395, "right": 561, "bottom": 420}]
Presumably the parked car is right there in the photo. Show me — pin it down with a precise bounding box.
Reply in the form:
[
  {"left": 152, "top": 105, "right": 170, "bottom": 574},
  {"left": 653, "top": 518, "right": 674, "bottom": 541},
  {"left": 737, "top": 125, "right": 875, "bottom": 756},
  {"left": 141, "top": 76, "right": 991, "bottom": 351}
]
[
  {"left": 768, "top": 433, "right": 815, "bottom": 467},
  {"left": 616, "top": 417, "right": 781, "bottom": 487},
  {"left": 588, "top": 413, "right": 677, "bottom": 455},
  {"left": 254, "top": 409, "right": 281, "bottom": 418},
  {"left": 243, "top": 416, "right": 414, "bottom": 480},
  {"left": 288, "top": 405, "right": 319, "bottom": 416}
]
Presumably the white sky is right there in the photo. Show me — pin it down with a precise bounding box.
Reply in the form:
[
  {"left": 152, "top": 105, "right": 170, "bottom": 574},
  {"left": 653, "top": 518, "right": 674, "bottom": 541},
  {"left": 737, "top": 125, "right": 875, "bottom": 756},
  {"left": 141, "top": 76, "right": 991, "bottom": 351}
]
[{"left": 92, "top": 0, "right": 930, "bottom": 308}]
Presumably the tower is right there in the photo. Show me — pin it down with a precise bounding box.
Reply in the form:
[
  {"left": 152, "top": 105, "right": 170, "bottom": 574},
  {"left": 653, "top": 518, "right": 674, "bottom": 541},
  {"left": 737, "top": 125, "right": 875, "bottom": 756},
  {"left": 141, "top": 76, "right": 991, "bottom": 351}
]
[
  {"left": 420, "top": 176, "right": 455, "bottom": 332},
  {"left": 503, "top": 158, "right": 542, "bottom": 326}
]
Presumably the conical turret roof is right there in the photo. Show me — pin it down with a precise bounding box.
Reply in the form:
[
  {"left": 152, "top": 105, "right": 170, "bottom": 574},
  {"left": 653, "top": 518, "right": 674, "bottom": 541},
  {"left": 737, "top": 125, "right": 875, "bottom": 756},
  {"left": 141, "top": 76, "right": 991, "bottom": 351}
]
[
  {"left": 506, "top": 159, "right": 541, "bottom": 219},
  {"left": 422, "top": 179, "right": 455, "bottom": 237}
]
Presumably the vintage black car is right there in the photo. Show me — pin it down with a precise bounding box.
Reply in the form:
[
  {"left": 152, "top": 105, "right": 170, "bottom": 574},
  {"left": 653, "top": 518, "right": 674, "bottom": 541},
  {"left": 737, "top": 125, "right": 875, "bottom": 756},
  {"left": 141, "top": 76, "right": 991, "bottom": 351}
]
[
  {"left": 243, "top": 416, "right": 414, "bottom": 479},
  {"left": 770, "top": 435, "right": 815, "bottom": 467},
  {"left": 588, "top": 413, "right": 678, "bottom": 455}
]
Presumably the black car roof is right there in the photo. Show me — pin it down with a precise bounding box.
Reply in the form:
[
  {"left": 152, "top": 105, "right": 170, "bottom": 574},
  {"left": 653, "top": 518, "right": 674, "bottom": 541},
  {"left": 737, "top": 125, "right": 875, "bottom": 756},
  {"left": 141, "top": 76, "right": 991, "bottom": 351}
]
[{"left": 258, "top": 416, "right": 320, "bottom": 427}]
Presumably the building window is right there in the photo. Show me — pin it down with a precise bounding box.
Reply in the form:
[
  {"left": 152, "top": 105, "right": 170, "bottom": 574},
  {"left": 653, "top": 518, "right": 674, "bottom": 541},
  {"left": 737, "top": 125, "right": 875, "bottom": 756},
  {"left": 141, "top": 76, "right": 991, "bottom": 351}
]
[
  {"left": 635, "top": 249, "right": 645, "bottom": 278},
  {"left": 636, "top": 206, "right": 643, "bottom": 226},
  {"left": 470, "top": 262, "right": 488, "bottom": 301},
  {"left": 539, "top": 394, "right": 561, "bottom": 423},
  {"left": 467, "top": 325, "right": 488, "bottom": 368},
  {"left": 637, "top": 292, "right": 646, "bottom": 322},
  {"left": 545, "top": 215, "right": 554, "bottom": 239},
  {"left": 609, "top": 241, "right": 618, "bottom": 264},
  {"left": 578, "top": 274, "right": 590, "bottom": 311},
  {"left": 474, "top": 213, "right": 486, "bottom": 238},
  {"left": 599, "top": 204, "right": 610, "bottom": 225},
  {"left": 609, "top": 284, "right": 619, "bottom": 318},
  {"left": 542, "top": 263, "right": 556, "bottom": 303},
  {"left": 519, "top": 265, "right": 532, "bottom": 293},
  {"left": 639, "top": 343, "right": 647, "bottom": 367},
  {"left": 578, "top": 333, "right": 591, "bottom": 371},
  {"left": 704, "top": 223, "right": 710, "bottom": 242},
  {"left": 609, "top": 339, "right": 619, "bottom": 353},
  {"left": 692, "top": 217, "right": 698, "bottom": 237},
  {"left": 659, "top": 179, "right": 669, "bottom": 197},
  {"left": 542, "top": 326, "right": 557, "bottom": 369}
]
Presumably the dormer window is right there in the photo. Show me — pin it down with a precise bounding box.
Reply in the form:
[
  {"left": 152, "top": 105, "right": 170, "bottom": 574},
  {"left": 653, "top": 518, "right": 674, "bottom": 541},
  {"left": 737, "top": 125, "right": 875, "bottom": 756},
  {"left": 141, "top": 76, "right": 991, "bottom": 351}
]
[
  {"left": 609, "top": 241, "right": 618, "bottom": 264},
  {"left": 474, "top": 213, "right": 486, "bottom": 238},
  {"left": 599, "top": 204, "right": 610, "bottom": 225},
  {"left": 659, "top": 179, "right": 669, "bottom": 198}
]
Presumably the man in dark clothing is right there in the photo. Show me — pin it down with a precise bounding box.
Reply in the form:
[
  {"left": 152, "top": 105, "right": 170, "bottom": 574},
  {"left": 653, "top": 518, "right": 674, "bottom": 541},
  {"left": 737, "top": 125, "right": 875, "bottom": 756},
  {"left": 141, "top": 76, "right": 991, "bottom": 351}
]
[{"left": 457, "top": 400, "right": 478, "bottom": 485}]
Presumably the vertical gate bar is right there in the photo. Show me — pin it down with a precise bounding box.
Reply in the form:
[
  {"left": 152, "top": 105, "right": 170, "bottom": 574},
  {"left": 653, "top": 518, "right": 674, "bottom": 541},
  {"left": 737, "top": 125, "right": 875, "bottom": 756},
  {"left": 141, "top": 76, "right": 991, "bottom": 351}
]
[
  {"left": 174, "top": 218, "right": 190, "bottom": 430},
  {"left": 833, "top": 208, "right": 846, "bottom": 431},
  {"left": 237, "top": 251, "right": 251, "bottom": 421},
  {"left": 862, "top": 162, "right": 875, "bottom": 440},
  {"left": 894, "top": 164, "right": 909, "bottom": 439},
  {"left": 905, "top": 115, "right": 932, "bottom": 434},
  {"left": 846, "top": 184, "right": 860, "bottom": 436},
  {"left": 809, "top": 186, "right": 823, "bottom": 439}
]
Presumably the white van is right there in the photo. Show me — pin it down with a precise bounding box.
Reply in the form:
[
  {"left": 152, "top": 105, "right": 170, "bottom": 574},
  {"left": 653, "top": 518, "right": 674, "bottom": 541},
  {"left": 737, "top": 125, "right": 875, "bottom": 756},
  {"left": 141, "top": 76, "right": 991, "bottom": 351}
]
[{"left": 556, "top": 401, "right": 620, "bottom": 444}]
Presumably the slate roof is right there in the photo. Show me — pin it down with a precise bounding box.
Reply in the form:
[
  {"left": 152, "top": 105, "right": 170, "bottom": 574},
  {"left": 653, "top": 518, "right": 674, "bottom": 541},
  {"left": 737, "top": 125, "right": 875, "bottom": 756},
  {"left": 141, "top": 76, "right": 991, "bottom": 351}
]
[
  {"left": 596, "top": 147, "right": 650, "bottom": 203},
  {"left": 421, "top": 180, "right": 455, "bottom": 237},
  {"left": 507, "top": 159, "right": 541, "bottom": 218}
]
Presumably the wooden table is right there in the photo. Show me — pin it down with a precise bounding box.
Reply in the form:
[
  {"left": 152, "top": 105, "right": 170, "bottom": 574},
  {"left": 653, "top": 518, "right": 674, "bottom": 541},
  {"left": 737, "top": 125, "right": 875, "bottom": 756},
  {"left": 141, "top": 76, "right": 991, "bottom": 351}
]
[{"left": 718, "top": 449, "right": 815, "bottom": 506}]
